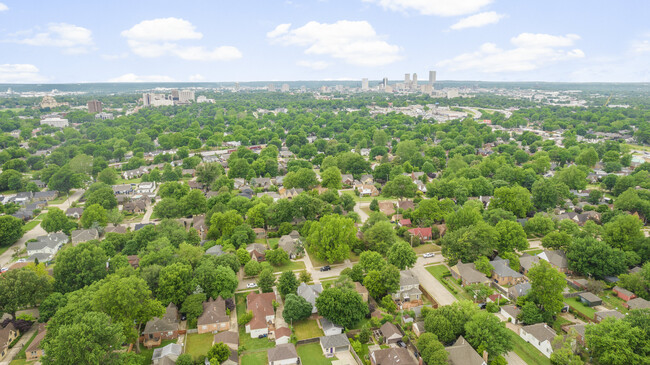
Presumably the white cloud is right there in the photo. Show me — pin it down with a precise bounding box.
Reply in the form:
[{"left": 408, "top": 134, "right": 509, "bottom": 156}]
[
  {"left": 0, "top": 64, "right": 47, "bottom": 83},
  {"left": 189, "top": 74, "right": 205, "bottom": 81},
  {"left": 11, "top": 23, "right": 94, "bottom": 53},
  {"left": 450, "top": 11, "right": 504, "bottom": 30},
  {"left": 297, "top": 60, "right": 330, "bottom": 70},
  {"left": 0, "top": 3, "right": 8, "bottom": 11},
  {"left": 101, "top": 53, "right": 129, "bottom": 60},
  {"left": 631, "top": 34, "right": 650, "bottom": 53},
  {"left": 108, "top": 73, "right": 175, "bottom": 82},
  {"left": 268, "top": 20, "right": 401, "bottom": 67},
  {"left": 363, "top": 0, "right": 492, "bottom": 16},
  {"left": 122, "top": 18, "right": 242, "bottom": 61},
  {"left": 438, "top": 33, "right": 584, "bottom": 73}
]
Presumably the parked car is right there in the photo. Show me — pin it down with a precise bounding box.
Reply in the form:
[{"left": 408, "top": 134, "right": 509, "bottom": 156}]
[
  {"left": 0, "top": 268, "right": 7, "bottom": 273},
  {"left": 258, "top": 333, "right": 268, "bottom": 339},
  {"left": 477, "top": 303, "right": 487, "bottom": 310},
  {"left": 423, "top": 252, "right": 435, "bottom": 258},
  {"left": 16, "top": 259, "right": 26, "bottom": 263},
  {"left": 247, "top": 282, "right": 258, "bottom": 289},
  {"left": 397, "top": 341, "right": 406, "bottom": 348},
  {"left": 181, "top": 314, "right": 187, "bottom": 321},
  {"left": 320, "top": 265, "right": 331, "bottom": 272}
]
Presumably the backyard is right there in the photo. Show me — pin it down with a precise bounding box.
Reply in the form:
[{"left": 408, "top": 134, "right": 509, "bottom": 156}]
[
  {"left": 600, "top": 291, "right": 629, "bottom": 314},
  {"left": 235, "top": 292, "right": 276, "bottom": 352},
  {"left": 137, "top": 340, "right": 176, "bottom": 365},
  {"left": 565, "top": 297, "right": 596, "bottom": 319},
  {"left": 240, "top": 351, "right": 267, "bottom": 365},
  {"left": 293, "top": 318, "right": 324, "bottom": 340},
  {"left": 184, "top": 332, "right": 214, "bottom": 360},
  {"left": 296, "top": 342, "right": 337, "bottom": 365},
  {"left": 509, "top": 331, "right": 552, "bottom": 365}
]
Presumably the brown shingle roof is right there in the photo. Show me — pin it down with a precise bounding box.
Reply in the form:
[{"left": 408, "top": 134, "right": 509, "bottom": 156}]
[{"left": 197, "top": 297, "right": 229, "bottom": 326}]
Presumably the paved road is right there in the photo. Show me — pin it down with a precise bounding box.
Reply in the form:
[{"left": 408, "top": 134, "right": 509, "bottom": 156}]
[
  {"left": 505, "top": 351, "right": 527, "bottom": 365},
  {"left": 412, "top": 258, "right": 457, "bottom": 307}
]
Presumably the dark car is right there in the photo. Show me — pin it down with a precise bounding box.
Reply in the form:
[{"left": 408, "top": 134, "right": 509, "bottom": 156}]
[
  {"left": 181, "top": 314, "right": 187, "bottom": 321},
  {"left": 397, "top": 341, "right": 406, "bottom": 348},
  {"left": 320, "top": 265, "right": 331, "bottom": 272},
  {"left": 477, "top": 303, "right": 487, "bottom": 310},
  {"left": 258, "top": 333, "right": 268, "bottom": 339}
]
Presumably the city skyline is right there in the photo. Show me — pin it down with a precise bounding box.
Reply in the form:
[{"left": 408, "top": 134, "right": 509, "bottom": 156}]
[{"left": 0, "top": 0, "right": 649, "bottom": 83}]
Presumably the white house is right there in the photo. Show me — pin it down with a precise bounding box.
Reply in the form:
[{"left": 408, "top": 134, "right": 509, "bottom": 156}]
[
  {"left": 320, "top": 318, "right": 344, "bottom": 337},
  {"left": 267, "top": 343, "right": 299, "bottom": 365},
  {"left": 500, "top": 305, "right": 521, "bottom": 324},
  {"left": 520, "top": 323, "right": 556, "bottom": 358},
  {"left": 26, "top": 233, "right": 69, "bottom": 261}
]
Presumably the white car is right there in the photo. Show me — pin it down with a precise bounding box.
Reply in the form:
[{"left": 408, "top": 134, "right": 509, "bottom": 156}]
[
  {"left": 247, "top": 283, "right": 258, "bottom": 289},
  {"left": 16, "top": 259, "right": 26, "bottom": 263},
  {"left": 423, "top": 253, "right": 436, "bottom": 258},
  {"left": 0, "top": 268, "right": 7, "bottom": 273}
]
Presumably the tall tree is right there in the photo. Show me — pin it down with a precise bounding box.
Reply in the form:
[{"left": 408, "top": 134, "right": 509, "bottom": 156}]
[
  {"left": 489, "top": 186, "right": 532, "bottom": 218},
  {"left": 81, "top": 204, "right": 108, "bottom": 228},
  {"left": 307, "top": 214, "right": 356, "bottom": 263},
  {"left": 585, "top": 318, "right": 648, "bottom": 365},
  {"left": 382, "top": 175, "right": 417, "bottom": 199},
  {"left": 257, "top": 268, "right": 276, "bottom": 293},
  {"left": 387, "top": 241, "right": 417, "bottom": 270},
  {"left": 320, "top": 166, "right": 343, "bottom": 189},
  {"left": 0, "top": 268, "right": 52, "bottom": 317},
  {"left": 315, "top": 287, "right": 368, "bottom": 328},
  {"left": 282, "top": 294, "right": 313, "bottom": 324},
  {"left": 157, "top": 262, "right": 194, "bottom": 306},
  {"left": 277, "top": 271, "right": 300, "bottom": 297},
  {"left": 0, "top": 215, "right": 23, "bottom": 247},
  {"left": 495, "top": 220, "right": 528, "bottom": 253},
  {"left": 54, "top": 242, "right": 107, "bottom": 293},
  {"left": 464, "top": 311, "right": 513, "bottom": 359},
  {"left": 528, "top": 260, "right": 566, "bottom": 320},
  {"left": 42, "top": 207, "right": 72, "bottom": 233}
]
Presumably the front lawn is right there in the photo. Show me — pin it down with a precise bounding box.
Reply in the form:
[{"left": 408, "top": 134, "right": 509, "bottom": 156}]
[
  {"left": 565, "top": 297, "right": 596, "bottom": 319},
  {"left": 509, "top": 331, "right": 551, "bottom": 365},
  {"left": 293, "top": 319, "right": 324, "bottom": 340},
  {"left": 22, "top": 221, "right": 40, "bottom": 233},
  {"left": 306, "top": 250, "right": 337, "bottom": 267},
  {"left": 267, "top": 238, "right": 279, "bottom": 249},
  {"left": 413, "top": 243, "right": 441, "bottom": 254},
  {"left": 49, "top": 193, "right": 69, "bottom": 205},
  {"left": 241, "top": 351, "right": 267, "bottom": 365},
  {"left": 296, "top": 343, "right": 336, "bottom": 365},
  {"left": 600, "top": 291, "right": 629, "bottom": 314},
  {"left": 425, "top": 265, "right": 474, "bottom": 302},
  {"left": 271, "top": 260, "right": 306, "bottom": 273},
  {"left": 185, "top": 332, "right": 214, "bottom": 360}
]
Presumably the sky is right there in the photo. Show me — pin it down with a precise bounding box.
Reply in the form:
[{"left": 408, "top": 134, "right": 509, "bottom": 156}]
[{"left": 0, "top": 0, "right": 649, "bottom": 83}]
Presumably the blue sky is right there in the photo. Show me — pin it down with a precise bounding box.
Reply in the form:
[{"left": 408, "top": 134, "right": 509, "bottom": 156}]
[{"left": 0, "top": 0, "right": 649, "bottom": 83}]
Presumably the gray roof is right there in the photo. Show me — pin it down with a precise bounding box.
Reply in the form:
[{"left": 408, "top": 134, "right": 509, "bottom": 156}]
[
  {"left": 205, "top": 245, "right": 224, "bottom": 256},
  {"left": 509, "top": 282, "right": 531, "bottom": 298},
  {"left": 27, "top": 252, "right": 53, "bottom": 262},
  {"left": 380, "top": 322, "right": 402, "bottom": 340},
  {"left": 71, "top": 228, "right": 98, "bottom": 244},
  {"left": 320, "top": 317, "right": 343, "bottom": 331},
  {"left": 320, "top": 334, "right": 350, "bottom": 349},
  {"left": 627, "top": 298, "right": 650, "bottom": 310},
  {"left": 453, "top": 262, "right": 487, "bottom": 284},
  {"left": 522, "top": 323, "right": 556, "bottom": 343},
  {"left": 446, "top": 336, "right": 485, "bottom": 365},
  {"left": 399, "top": 270, "right": 420, "bottom": 287},
  {"left": 579, "top": 292, "right": 602, "bottom": 303},
  {"left": 501, "top": 305, "right": 520, "bottom": 319},
  {"left": 278, "top": 235, "right": 299, "bottom": 255},
  {"left": 491, "top": 258, "right": 524, "bottom": 279},
  {"left": 595, "top": 310, "right": 624, "bottom": 320},
  {"left": 267, "top": 343, "right": 298, "bottom": 362},
  {"left": 370, "top": 347, "right": 417, "bottom": 365},
  {"left": 152, "top": 343, "right": 182, "bottom": 361},
  {"left": 27, "top": 232, "right": 69, "bottom": 252},
  {"left": 143, "top": 303, "right": 179, "bottom": 334},
  {"left": 567, "top": 324, "right": 588, "bottom": 339},
  {"left": 539, "top": 250, "right": 568, "bottom": 269},
  {"left": 213, "top": 331, "right": 239, "bottom": 348},
  {"left": 297, "top": 282, "right": 322, "bottom": 307}
]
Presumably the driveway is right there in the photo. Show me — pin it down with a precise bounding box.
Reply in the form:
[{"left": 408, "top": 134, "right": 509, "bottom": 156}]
[
  {"left": 331, "top": 350, "right": 356, "bottom": 365},
  {"left": 411, "top": 263, "right": 457, "bottom": 307},
  {"left": 505, "top": 351, "right": 527, "bottom": 365},
  {"left": 354, "top": 202, "right": 370, "bottom": 223}
]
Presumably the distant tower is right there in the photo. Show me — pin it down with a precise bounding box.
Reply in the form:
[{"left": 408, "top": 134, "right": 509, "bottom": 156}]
[
  {"left": 267, "top": 84, "right": 275, "bottom": 92},
  {"left": 142, "top": 93, "right": 152, "bottom": 107},
  {"left": 382, "top": 77, "right": 388, "bottom": 88},
  {"left": 361, "top": 78, "right": 369, "bottom": 91},
  {"left": 87, "top": 100, "right": 102, "bottom": 113},
  {"left": 171, "top": 90, "right": 180, "bottom": 101},
  {"left": 412, "top": 73, "right": 418, "bottom": 89},
  {"left": 404, "top": 73, "right": 411, "bottom": 84},
  {"left": 429, "top": 71, "right": 436, "bottom": 89}
]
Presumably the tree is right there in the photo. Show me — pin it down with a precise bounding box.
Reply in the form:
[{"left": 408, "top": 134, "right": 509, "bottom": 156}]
[
  {"left": 382, "top": 175, "right": 417, "bottom": 198},
  {"left": 208, "top": 342, "right": 231, "bottom": 364},
  {"left": 423, "top": 300, "right": 477, "bottom": 344},
  {"left": 54, "top": 242, "right": 107, "bottom": 293},
  {"left": 556, "top": 165, "right": 588, "bottom": 190},
  {"left": 464, "top": 311, "right": 513, "bottom": 359},
  {"left": 369, "top": 198, "right": 379, "bottom": 211},
  {"left": 93, "top": 275, "right": 164, "bottom": 352},
  {"left": 576, "top": 147, "right": 599, "bottom": 167},
  {"left": 380, "top": 295, "right": 397, "bottom": 314},
  {"left": 299, "top": 271, "right": 312, "bottom": 283},
  {"left": 97, "top": 167, "right": 118, "bottom": 185},
  {"left": 464, "top": 283, "right": 493, "bottom": 303},
  {"left": 363, "top": 265, "right": 400, "bottom": 299},
  {"left": 566, "top": 238, "right": 628, "bottom": 278},
  {"left": 181, "top": 293, "right": 207, "bottom": 328},
  {"left": 0, "top": 268, "right": 52, "bottom": 317},
  {"left": 524, "top": 213, "right": 555, "bottom": 237},
  {"left": 519, "top": 301, "right": 544, "bottom": 325},
  {"left": 244, "top": 260, "right": 262, "bottom": 277},
  {"left": 603, "top": 214, "right": 644, "bottom": 251},
  {"left": 307, "top": 214, "right": 356, "bottom": 263},
  {"left": 181, "top": 189, "right": 207, "bottom": 216},
  {"left": 257, "top": 268, "right": 275, "bottom": 293},
  {"left": 42, "top": 207, "right": 71, "bottom": 233},
  {"left": 278, "top": 271, "right": 300, "bottom": 297},
  {"left": 364, "top": 221, "right": 397, "bottom": 254},
  {"left": 446, "top": 203, "right": 483, "bottom": 232},
  {"left": 176, "top": 354, "right": 193, "bottom": 365},
  {"left": 236, "top": 247, "right": 250, "bottom": 265},
  {"left": 48, "top": 166, "right": 83, "bottom": 194},
  {"left": 0, "top": 215, "right": 23, "bottom": 247},
  {"left": 266, "top": 248, "right": 290, "bottom": 266},
  {"left": 246, "top": 203, "right": 268, "bottom": 228},
  {"left": 441, "top": 222, "right": 498, "bottom": 264},
  {"left": 321, "top": 166, "right": 342, "bottom": 189},
  {"left": 208, "top": 210, "right": 243, "bottom": 239},
  {"left": 358, "top": 251, "right": 385, "bottom": 273},
  {"left": 315, "top": 287, "right": 368, "bottom": 328},
  {"left": 158, "top": 263, "right": 194, "bottom": 306},
  {"left": 284, "top": 168, "right": 318, "bottom": 190},
  {"left": 531, "top": 179, "right": 569, "bottom": 211},
  {"left": 85, "top": 186, "right": 117, "bottom": 210},
  {"left": 551, "top": 332, "right": 584, "bottom": 365},
  {"left": 474, "top": 256, "right": 494, "bottom": 276},
  {"left": 528, "top": 260, "right": 566, "bottom": 319},
  {"left": 387, "top": 241, "right": 417, "bottom": 269},
  {"left": 585, "top": 318, "right": 648, "bottom": 365},
  {"left": 417, "top": 333, "right": 448, "bottom": 365},
  {"left": 194, "top": 262, "right": 239, "bottom": 299},
  {"left": 282, "top": 294, "right": 313, "bottom": 324},
  {"left": 153, "top": 198, "right": 182, "bottom": 219},
  {"left": 42, "top": 312, "right": 125, "bottom": 365},
  {"left": 495, "top": 219, "right": 528, "bottom": 253},
  {"left": 541, "top": 231, "right": 572, "bottom": 250},
  {"left": 489, "top": 186, "right": 532, "bottom": 218},
  {"left": 196, "top": 163, "right": 222, "bottom": 185},
  {"left": 81, "top": 204, "right": 107, "bottom": 228}
]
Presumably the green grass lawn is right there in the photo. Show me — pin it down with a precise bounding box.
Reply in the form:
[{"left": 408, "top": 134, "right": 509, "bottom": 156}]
[
  {"left": 551, "top": 317, "right": 572, "bottom": 333},
  {"left": 235, "top": 292, "right": 276, "bottom": 352},
  {"left": 349, "top": 317, "right": 372, "bottom": 330},
  {"left": 48, "top": 194, "right": 69, "bottom": 205},
  {"left": 271, "top": 260, "right": 306, "bottom": 273},
  {"left": 185, "top": 332, "right": 214, "bottom": 360},
  {"left": 425, "top": 265, "right": 473, "bottom": 301},
  {"left": 413, "top": 243, "right": 441, "bottom": 254},
  {"left": 600, "top": 291, "right": 629, "bottom": 314},
  {"left": 293, "top": 319, "right": 324, "bottom": 340},
  {"left": 9, "top": 360, "right": 32, "bottom": 365},
  {"left": 267, "top": 238, "right": 279, "bottom": 249},
  {"left": 523, "top": 249, "right": 543, "bottom": 256},
  {"left": 509, "top": 331, "right": 552, "bottom": 365},
  {"left": 115, "top": 177, "right": 142, "bottom": 185},
  {"left": 296, "top": 343, "right": 336, "bottom": 365},
  {"left": 137, "top": 340, "right": 176, "bottom": 365},
  {"left": 306, "top": 250, "right": 335, "bottom": 267},
  {"left": 241, "top": 351, "right": 267, "bottom": 365},
  {"left": 33, "top": 214, "right": 46, "bottom": 221},
  {"left": 565, "top": 297, "right": 596, "bottom": 319},
  {"left": 22, "top": 220, "right": 40, "bottom": 233}
]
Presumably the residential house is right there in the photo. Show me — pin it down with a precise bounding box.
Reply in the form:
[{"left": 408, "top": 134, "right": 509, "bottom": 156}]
[
  {"left": 127, "top": 255, "right": 140, "bottom": 269},
  {"left": 391, "top": 270, "right": 422, "bottom": 302},
  {"left": 245, "top": 292, "right": 276, "bottom": 338},
  {"left": 508, "top": 282, "right": 532, "bottom": 301},
  {"left": 369, "top": 347, "right": 417, "bottom": 365},
  {"left": 519, "top": 254, "right": 540, "bottom": 274},
  {"left": 112, "top": 184, "right": 134, "bottom": 195},
  {"left": 278, "top": 231, "right": 302, "bottom": 259},
  {"left": 30, "top": 180, "right": 47, "bottom": 189},
  {"left": 354, "top": 184, "right": 379, "bottom": 197},
  {"left": 250, "top": 249, "right": 266, "bottom": 262},
  {"left": 136, "top": 181, "right": 156, "bottom": 194},
  {"left": 319, "top": 334, "right": 350, "bottom": 357},
  {"left": 253, "top": 228, "right": 267, "bottom": 239},
  {"left": 122, "top": 199, "right": 148, "bottom": 214},
  {"left": 197, "top": 297, "right": 230, "bottom": 334},
  {"left": 445, "top": 336, "right": 487, "bottom": 365},
  {"left": 12, "top": 192, "right": 33, "bottom": 205},
  {"left": 279, "top": 187, "right": 303, "bottom": 200},
  {"left": 12, "top": 209, "right": 34, "bottom": 221},
  {"left": 398, "top": 218, "right": 411, "bottom": 227},
  {"left": 33, "top": 190, "right": 58, "bottom": 201},
  {"left": 65, "top": 207, "right": 84, "bottom": 219},
  {"left": 500, "top": 305, "right": 521, "bottom": 324},
  {"left": 233, "top": 178, "right": 246, "bottom": 189},
  {"left": 625, "top": 297, "right": 650, "bottom": 310},
  {"left": 152, "top": 343, "right": 182, "bottom": 365},
  {"left": 251, "top": 177, "right": 273, "bottom": 190},
  {"left": 0, "top": 323, "right": 19, "bottom": 361},
  {"left": 538, "top": 250, "right": 569, "bottom": 273},
  {"left": 520, "top": 323, "right": 556, "bottom": 358},
  {"left": 26, "top": 232, "right": 69, "bottom": 262},
  {"left": 142, "top": 303, "right": 180, "bottom": 348},
  {"left": 274, "top": 326, "right": 291, "bottom": 344},
  {"left": 407, "top": 227, "right": 432, "bottom": 242},
  {"left": 490, "top": 257, "right": 526, "bottom": 286},
  {"left": 297, "top": 282, "right": 322, "bottom": 313},
  {"left": 397, "top": 200, "right": 415, "bottom": 211},
  {"left": 579, "top": 292, "right": 602, "bottom": 307},
  {"left": 267, "top": 343, "right": 299, "bottom": 365},
  {"left": 360, "top": 175, "right": 374, "bottom": 185},
  {"left": 450, "top": 261, "right": 488, "bottom": 287},
  {"left": 71, "top": 228, "right": 99, "bottom": 245},
  {"left": 565, "top": 324, "right": 588, "bottom": 346},
  {"left": 612, "top": 286, "right": 636, "bottom": 302},
  {"left": 192, "top": 214, "right": 208, "bottom": 240},
  {"left": 213, "top": 331, "right": 239, "bottom": 350},
  {"left": 378, "top": 201, "right": 396, "bottom": 216},
  {"left": 413, "top": 321, "right": 425, "bottom": 337},
  {"left": 355, "top": 282, "right": 369, "bottom": 302},
  {"left": 320, "top": 318, "right": 344, "bottom": 336},
  {"left": 257, "top": 192, "right": 281, "bottom": 201},
  {"left": 25, "top": 324, "right": 46, "bottom": 361},
  {"left": 594, "top": 310, "right": 624, "bottom": 323},
  {"left": 341, "top": 174, "right": 354, "bottom": 185},
  {"left": 206, "top": 245, "right": 225, "bottom": 257},
  {"left": 380, "top": 322, "right": 402, "bottom": 344},
  {"left": 105, "top": 225, "right": 127, "bottom": 234}
]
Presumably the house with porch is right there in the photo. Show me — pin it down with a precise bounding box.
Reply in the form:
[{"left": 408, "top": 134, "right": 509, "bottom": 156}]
[
  {"left": 520, "top": 323, "right": 556, "bottom": 358},
  {"left": 391, "top": 270, "right": 422, "bottom": 303},
  {"left": 142, "top": 303, "right": 180, "bottom": 348},
  {"left": 319, "top": 334, "right": 350, "bottom": 358}
]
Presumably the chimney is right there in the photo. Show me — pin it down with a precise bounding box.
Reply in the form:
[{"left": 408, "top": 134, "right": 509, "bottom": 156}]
[{"left": 482, "top": 350, "right": 489, "bottom": 364}]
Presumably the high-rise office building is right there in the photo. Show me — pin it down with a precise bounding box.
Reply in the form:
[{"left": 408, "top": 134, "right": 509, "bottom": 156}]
[
  {"left": 361, "top": 78, "right": 369, "bottom": 91},
  {"left": 179, "top": 90, "right": 195, "bottom": 103},
  {"left": 404, "top": 73, "right": 411, "bottom": 84},
  {"left": 429, "top": 71, "right": 436, "bottom": 86},
  {"left": 171, "top": 90, "right": 180, "bottom": 101},
  {"left": 87, "top": 100, "right": 102, "bottom": 113},
  {"left": 382, "top": 77, "right": 388, "bottom": 88},
  {"left": 412, "top": 73, "right": 418, "bottom": 89}
]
